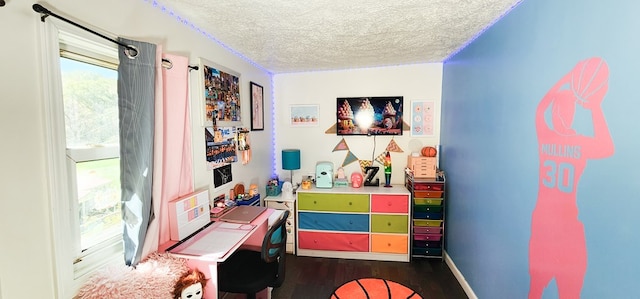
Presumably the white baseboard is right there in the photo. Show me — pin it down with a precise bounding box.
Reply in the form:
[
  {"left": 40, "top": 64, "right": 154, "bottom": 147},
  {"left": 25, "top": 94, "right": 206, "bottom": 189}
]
[{"left": 444, "top": 251, "right": 478, "bottom": 299}]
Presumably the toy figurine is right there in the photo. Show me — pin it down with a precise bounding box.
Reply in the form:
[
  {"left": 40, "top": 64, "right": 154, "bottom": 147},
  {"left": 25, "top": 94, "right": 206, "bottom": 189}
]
[
  {"left": 249, "top": 183, "right": 258, "bottom": 197},
  {"left": 351, "top": 172, "right": 363, "bottom": 188},
  {"left": 301, "top": 178, "right": 312, "bottom": 189},
  {"left": 334, "top": 167, "right": 349, "bottom": 187},
  {"left": 172, "top": 268, "right": 207, "bottom": 299}
]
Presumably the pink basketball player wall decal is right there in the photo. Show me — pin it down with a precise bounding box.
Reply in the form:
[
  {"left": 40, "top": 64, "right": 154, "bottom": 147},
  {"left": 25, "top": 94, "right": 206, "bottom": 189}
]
[{"left": 529, "top": 57, "right": 615, "bottom": 298}]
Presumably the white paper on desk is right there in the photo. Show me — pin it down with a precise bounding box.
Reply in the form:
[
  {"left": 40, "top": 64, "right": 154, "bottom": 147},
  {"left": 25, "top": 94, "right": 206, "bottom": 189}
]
[
  {"left": 169, "top": 223, "right": 256, "bottom": 259},
  {"left": 217, "top": 222, "right": 255, "bottom": 230}
]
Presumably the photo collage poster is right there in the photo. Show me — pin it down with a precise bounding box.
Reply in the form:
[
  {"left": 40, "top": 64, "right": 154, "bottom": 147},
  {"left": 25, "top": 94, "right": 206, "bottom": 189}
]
[{"left": 205, "top": 126, "right": 238, "bottom": 171}]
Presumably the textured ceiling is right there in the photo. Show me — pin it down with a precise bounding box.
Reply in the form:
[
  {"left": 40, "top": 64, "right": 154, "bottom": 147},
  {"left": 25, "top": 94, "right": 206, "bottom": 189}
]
[{"left": 160, "top": 0, "right": 521, "bottom": 73}]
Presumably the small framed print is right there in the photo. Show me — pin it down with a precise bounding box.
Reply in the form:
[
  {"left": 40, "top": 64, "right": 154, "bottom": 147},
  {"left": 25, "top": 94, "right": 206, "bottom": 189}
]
[
  {"left": 290, "top": 105, "right": 319, "bottom": 127},
  {"left": 250, "top": 82, "right": 264, "bottom": 131}
]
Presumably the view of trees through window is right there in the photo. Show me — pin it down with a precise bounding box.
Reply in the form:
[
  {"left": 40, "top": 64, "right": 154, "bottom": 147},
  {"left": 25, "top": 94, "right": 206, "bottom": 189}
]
[
  {"left": 61, "top": 58, "right": 119, "bottom": 147},
  {"left": 60, "top": 57, "right": 122, "bottom": 251}
]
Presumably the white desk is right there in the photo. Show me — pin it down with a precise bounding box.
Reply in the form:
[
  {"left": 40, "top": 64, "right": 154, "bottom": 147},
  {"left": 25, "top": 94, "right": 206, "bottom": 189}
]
[{"left": 159, "top": 208, "right": 275, "bottom": 299}]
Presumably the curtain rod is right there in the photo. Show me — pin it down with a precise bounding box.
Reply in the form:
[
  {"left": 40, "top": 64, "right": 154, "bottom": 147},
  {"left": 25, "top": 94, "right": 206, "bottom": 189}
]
[{"left": 32, "top": 4, "right": 199, "bottom": 71}]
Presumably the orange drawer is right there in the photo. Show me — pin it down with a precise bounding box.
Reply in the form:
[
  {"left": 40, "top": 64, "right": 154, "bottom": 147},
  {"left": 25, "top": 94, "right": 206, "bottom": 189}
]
[
  {"left": 371, "top": 194, "right": 409, "bottom": 213},
  {"left": 414, "top": 190, "right": 443, "bottom": 198},
  {"left": 298, "top": 231, "right": 369, "bottom": 251},
  {"left": 371, "top": 234, "right": 408, "bottom": 254}
]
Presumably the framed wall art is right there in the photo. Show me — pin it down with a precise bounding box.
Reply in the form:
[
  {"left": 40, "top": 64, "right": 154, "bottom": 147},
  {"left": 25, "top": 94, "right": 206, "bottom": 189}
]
[
  {"left": 200, "top": 58, "right": 241, "bottom": 126},
  {"left": 250, "top": 82, "right": 264, "bottom": 131},
  {"left": 213, "top": 163, "right": 233, "bottom": 188},
  {"left": 290, "top": 105, "right": 319, "bottom": 127},
  {"left": 411, "top": 100, "right": 435, "bottom": 136}
]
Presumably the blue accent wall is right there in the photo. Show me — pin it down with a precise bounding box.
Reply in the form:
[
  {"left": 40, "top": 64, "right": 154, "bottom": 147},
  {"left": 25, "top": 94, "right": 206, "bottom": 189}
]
[{"left": 442, "top": 0, "right": 640, "bottom": 298}]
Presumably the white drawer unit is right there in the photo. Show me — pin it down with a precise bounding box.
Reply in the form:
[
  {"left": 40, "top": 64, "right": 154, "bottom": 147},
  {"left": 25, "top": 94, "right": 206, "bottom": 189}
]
[{"left": 264, "top": 195, "right": 296, "bottom": 254}]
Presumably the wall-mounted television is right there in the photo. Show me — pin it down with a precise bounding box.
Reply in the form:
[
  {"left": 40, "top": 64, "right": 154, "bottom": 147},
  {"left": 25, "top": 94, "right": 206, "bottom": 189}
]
[{"left": 336, "top": 96, "right": 403, "bottom": 136}]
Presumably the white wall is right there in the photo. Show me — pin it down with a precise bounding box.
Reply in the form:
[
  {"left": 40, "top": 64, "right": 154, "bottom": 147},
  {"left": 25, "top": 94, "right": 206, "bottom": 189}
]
[
  {"left": 273, "top": 64, "right": 443, "bottom": 185},
  {"left": 0, "top": 1, "right": 271, "bottom": 297}
]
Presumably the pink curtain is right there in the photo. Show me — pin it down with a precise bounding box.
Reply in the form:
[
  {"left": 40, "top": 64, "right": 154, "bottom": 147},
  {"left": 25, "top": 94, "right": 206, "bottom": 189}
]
[{"left": 142, "top": 50, "right": 194, "bottom": 257}]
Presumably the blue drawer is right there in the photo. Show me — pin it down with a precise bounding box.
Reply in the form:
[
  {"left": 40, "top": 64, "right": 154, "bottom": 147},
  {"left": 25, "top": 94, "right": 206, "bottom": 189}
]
[
  {"left": 412, "top": 247, "right": 442, "bottom": 256},
  {"left": 236, "top": 194, "right": 260, "bottom": 206},
  {"left": 298, "top": 212, "right": 369, "bottom": 232},
  {"left": 413, "top": 212, "right": 443, "bottom": 220},
  {"left": 413, "top": 240, "right": 441, "bottom": 248}
]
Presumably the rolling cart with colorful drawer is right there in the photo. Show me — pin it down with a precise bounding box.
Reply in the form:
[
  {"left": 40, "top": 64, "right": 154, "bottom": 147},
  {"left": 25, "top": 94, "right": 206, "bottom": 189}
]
[
  {"left": 296, "top": 186, "right": 410, "bottom": 262},
  {"left": 404, "top": 169, "right": 446, "bottom": 259}
]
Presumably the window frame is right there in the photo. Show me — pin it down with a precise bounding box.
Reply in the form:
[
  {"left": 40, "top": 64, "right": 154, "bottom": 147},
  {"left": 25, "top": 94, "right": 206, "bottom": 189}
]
[{"left": 39, "top": 19, "right": 123, "bottom": 298}]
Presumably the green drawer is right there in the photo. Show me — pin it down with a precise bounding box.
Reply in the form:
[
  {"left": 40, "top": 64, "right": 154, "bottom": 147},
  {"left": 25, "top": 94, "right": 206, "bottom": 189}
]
[
  {"left": 414, "top": 198, "right": 443, "bottom": 206},
  {"left": 371, "top": 214, "right": 408, "bottom": 233},
  {"left": 298, "top": 193, "right": 369, "bottom": 212},
  {"left": 413, "top": 219, "right": 443, "bottom": 227}
]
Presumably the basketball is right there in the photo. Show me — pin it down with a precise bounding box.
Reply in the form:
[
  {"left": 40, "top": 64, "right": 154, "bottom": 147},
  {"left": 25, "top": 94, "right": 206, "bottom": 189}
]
[
  {"left": 421, "top": 146, "right": 437, "bottom": 157},
  {"left": 331, "top": 278, "right": 422, "bottom": 299},
  {"left": 571, "top": 57, "right": 609, "bottom": 107}
]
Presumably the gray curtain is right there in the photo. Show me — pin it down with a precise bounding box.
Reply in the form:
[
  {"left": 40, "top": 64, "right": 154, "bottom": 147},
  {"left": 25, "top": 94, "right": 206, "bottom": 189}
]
[{"left": 117, "top": 37, "right": 156, "bottom": 266}]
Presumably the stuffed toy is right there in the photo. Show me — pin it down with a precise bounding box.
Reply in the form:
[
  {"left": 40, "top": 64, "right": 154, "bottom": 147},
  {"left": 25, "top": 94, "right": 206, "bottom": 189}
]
[{"left": 172, "top": 268, "right": 207, "bottom": 299}]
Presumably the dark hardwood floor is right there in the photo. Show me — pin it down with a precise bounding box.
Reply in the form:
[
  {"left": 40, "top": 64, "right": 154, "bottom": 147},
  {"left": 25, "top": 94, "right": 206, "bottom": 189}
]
[{"left": 266, "top": 254, "right": 468, "bottom": 299}]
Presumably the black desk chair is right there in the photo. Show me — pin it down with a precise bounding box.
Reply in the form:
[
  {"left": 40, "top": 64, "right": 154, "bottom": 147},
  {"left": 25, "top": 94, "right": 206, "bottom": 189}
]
[{"left": 218, "top": 210, "right": 290, "bottom": 299}]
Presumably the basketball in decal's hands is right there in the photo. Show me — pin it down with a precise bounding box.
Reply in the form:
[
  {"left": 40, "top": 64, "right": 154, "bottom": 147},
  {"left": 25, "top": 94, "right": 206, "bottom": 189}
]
[
  {"left": 421, "top": 146, "right": 437, "bottom": 157},
  {"left": 571, "top": 57, "right": 609, "bottom": 109}
]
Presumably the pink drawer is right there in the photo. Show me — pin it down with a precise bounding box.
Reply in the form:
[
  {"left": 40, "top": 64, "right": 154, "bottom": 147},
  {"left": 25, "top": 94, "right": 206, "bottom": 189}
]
[
  {"left": 413, "top": 233, "right": 442, "bottom": 241},
  {"left": 371, "top": 194, "right": 409, "bottom": 213},
  {"left": 298, "top": 231, "right": 369, "bottom": 252},
  {"left": 413, "top": 226, "right": 442, "bottom": 234}
]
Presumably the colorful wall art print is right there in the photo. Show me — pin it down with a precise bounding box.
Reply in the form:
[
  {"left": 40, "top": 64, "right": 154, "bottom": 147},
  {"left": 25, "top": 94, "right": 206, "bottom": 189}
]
[
  {"left": 205, "top": 126, "right": 238, "bottom": 170},
  {"left": 290, "top": 105, "right": 319, "bottom": 126},
  {"left": 201, "top": 58, "right": 241, "bottom": 125},
  {"left": 411, "top": 100, "right": 435, "bottom": 136}
]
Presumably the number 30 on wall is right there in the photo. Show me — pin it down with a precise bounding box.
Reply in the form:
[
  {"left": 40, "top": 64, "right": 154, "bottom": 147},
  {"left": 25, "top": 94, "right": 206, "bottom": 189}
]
[{"left": 542, "top": 160, "right": 575, "bottom": 193}]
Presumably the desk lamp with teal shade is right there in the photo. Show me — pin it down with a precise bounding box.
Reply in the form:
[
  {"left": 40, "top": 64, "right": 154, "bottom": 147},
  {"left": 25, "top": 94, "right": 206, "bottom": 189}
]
[{"left": 282, "top": 149, "right": 301, "bottom": 186}]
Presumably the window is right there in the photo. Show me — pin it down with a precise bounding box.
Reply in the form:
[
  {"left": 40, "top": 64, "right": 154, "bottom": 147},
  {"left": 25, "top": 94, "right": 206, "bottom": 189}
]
[
  {"left": 59, "top": 55, "right": 123, "bottom": 277},
  {"left": 41, "top": 21, "right": 123, "bottom": 296}
]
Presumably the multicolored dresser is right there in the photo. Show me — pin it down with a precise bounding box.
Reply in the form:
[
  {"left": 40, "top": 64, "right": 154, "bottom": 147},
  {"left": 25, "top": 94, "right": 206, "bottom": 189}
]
[{"left": 296, "top": 186, "right": 410, "bottom": 262}]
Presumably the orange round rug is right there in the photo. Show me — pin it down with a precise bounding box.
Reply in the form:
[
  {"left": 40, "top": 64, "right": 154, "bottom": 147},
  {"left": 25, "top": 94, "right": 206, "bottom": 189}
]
[{"left": 330, "top": 278, "right": 423, "bottom": 299}]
